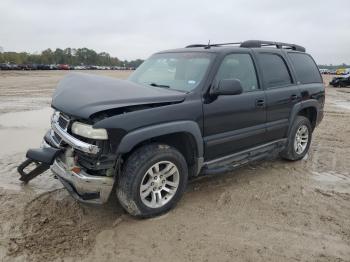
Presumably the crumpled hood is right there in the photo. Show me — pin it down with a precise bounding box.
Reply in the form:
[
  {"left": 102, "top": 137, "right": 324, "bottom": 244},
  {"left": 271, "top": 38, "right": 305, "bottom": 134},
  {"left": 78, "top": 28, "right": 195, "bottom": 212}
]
[{"left": 52, "top": 73, "right": 186, "bottom": 119}]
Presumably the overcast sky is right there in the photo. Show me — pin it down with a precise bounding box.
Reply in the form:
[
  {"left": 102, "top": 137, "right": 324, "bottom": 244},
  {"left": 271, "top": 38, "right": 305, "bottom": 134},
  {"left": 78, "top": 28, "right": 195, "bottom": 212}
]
[{"left": 0, "top": 0, "right": 349, "bottom": 64}]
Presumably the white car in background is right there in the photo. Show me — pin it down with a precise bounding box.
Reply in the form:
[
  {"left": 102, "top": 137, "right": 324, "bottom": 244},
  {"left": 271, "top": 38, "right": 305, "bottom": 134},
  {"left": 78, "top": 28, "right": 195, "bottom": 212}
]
[{"left": 319, "top": 68, "right": 330, "bottom": 74}]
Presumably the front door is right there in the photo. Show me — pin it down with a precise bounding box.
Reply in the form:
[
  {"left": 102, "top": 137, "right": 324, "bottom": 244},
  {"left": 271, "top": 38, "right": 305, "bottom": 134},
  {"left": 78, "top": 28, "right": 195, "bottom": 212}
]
[{"left": 203, "top": 53, "right": 267, "bottom": 161}]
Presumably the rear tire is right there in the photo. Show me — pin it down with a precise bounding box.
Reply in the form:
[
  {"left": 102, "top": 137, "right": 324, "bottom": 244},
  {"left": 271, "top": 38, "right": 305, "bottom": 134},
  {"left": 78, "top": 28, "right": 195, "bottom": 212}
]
[
  {"left": 116, "top": 143, "right": 188, "bottom": 218},
  {"left": 280, "top": 116, "right": 312, "bottom": 161}
]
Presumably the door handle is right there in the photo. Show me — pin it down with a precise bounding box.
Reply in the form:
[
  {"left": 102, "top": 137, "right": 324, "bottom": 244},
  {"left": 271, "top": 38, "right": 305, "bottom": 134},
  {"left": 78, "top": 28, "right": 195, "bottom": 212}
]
[
  {"left": 255, "top": 99, "right": 265, "bottom": 108},
  {"left": 290, "top": 94, "right": 298, "bottom": 101}
]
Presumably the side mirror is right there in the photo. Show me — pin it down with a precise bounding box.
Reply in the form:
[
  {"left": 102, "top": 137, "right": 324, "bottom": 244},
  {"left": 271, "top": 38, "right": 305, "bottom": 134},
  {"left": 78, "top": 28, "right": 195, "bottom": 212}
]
[{"left": 211, "top": 79, "right": 243, "bottom": 96}]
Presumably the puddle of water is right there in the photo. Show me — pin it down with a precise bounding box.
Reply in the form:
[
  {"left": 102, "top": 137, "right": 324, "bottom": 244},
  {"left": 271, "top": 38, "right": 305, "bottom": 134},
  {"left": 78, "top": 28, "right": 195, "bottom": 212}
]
[
  {"left": 0, "top": 108, "right": 63, "bottom": 193},
  {"left": 312, "top": 171, "right": 347, "bottom": 182},
  {"left": 0, "top": 107, "right": 52, "bottom": 128},
  {"left": 1, "top": 169, "right": 63, "bottom": 194},
  {"left": 0, "top": 108, "right": 52, "bottom": 157},
  {"left": 311, "top": 171, "right": 350, "bottom": 194},
  {"left": 0, "top": 97, "right": 51, "bottom": 114},
  {"left": 333, "top": 100, "right": 350, "bottom": 111}
]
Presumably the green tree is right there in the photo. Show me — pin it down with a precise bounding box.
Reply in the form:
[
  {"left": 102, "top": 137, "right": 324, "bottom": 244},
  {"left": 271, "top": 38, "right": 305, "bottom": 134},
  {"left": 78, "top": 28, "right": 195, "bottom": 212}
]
[{"left": 0, "top": 47, "right": 143, "bottom": 67}]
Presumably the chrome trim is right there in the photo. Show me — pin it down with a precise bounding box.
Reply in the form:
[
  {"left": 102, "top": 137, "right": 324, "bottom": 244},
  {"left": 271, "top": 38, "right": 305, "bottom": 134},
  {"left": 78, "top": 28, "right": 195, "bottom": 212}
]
[
  {"left": 59, "top": 113, "right": 70, "bottom": 130},
  {"left": 49, "top": 129, "right": 62, "bottom": 148},
  {"left": 51, "top": 159, "right": 114, "bottom": 204},
  {"left": 51, "top": 120, "right": 100, "bottom": 154},
  {"left": 41, "top": 138, "right": 51, "bottom": 148}
]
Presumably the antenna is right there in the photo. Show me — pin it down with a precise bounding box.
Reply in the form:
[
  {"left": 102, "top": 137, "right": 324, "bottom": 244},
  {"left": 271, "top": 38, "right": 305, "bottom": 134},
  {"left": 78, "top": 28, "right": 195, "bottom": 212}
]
[{"left": 205, "top": 40, "right": 211, "bottom": 49}]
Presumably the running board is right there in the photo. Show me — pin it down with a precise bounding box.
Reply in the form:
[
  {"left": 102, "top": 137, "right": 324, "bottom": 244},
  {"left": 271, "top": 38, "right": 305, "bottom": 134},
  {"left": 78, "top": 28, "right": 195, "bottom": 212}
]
[{"left": 200, "top": 139, "right": 287, "bottom": 175}]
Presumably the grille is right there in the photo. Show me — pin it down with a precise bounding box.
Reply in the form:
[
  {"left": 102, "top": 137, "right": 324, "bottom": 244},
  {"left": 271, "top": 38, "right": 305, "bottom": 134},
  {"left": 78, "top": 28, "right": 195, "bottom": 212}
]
[
  {"left": 58, "top": 114, "right": 69, "bottom": 130},
  {"left": 50, "top": 111, "right": 71, "bottom": 147},
  {"left": 52, "top": 130, "right": 62, "bottom": 145}
]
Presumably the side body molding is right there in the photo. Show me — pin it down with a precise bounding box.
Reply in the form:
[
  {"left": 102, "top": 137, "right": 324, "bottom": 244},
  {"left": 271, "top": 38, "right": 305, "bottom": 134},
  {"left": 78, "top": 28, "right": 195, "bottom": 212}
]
[{"left": 116, "top": 121, "right": 204, "bottom": 157}]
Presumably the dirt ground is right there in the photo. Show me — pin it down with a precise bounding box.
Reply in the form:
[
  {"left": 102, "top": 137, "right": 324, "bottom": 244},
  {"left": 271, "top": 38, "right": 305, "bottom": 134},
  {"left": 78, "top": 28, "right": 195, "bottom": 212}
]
[{"left": 0, "top": 71, "right": 349, "bottom": 262}]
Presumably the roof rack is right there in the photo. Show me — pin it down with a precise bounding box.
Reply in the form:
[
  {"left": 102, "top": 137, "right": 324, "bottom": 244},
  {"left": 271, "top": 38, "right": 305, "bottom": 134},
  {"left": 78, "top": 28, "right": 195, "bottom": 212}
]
[
  {"left": 185, "top": 40, "right": 306, "bottom": 52},
  {"left": 186, "top": 42, "right": 242, "bottom": 49},
  {"left": 240, "top": 40, "right": 306, "bottom": 52}
]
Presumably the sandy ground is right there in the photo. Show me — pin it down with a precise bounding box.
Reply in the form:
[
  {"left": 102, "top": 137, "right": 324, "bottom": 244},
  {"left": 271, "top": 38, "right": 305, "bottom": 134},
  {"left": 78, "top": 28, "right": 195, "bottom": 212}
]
[{"left": 0, "top": 71, "right": 349, "bottom": 262}]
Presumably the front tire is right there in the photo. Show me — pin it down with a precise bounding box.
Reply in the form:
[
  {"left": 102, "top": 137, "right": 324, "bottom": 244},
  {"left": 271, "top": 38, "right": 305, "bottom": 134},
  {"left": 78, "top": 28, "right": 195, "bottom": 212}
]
[
  {"left": 281, "top": 116, "right": 312, "bottom": 161},
  {"left": 116, "top": 143, "right": 188, "bottom": 218}
]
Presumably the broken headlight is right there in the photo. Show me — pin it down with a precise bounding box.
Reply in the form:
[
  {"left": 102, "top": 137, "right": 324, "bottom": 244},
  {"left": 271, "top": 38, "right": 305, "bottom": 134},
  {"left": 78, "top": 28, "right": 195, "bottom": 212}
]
[{"left": 71, "top": 122, "right": 108, "bottom": 140}]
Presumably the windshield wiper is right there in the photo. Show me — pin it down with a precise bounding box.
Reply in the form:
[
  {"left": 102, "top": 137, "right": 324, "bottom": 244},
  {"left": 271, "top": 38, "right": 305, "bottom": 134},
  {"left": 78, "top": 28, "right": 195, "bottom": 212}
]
[{"left": 149, "top": 83, "right": 170, "bottom": 88}]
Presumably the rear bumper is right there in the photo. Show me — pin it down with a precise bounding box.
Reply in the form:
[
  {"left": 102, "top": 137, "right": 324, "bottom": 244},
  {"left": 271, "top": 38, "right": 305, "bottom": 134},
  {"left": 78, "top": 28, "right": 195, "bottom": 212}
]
[{"left": 51, "top": 159, "right": 114, "bottom": 204}]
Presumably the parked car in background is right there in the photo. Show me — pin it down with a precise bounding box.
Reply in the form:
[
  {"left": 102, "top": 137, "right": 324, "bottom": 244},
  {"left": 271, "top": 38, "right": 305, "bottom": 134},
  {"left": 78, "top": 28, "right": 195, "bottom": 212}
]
[
  {"left": 329, "top": 74, "right": 350, "bottom": 87},
  {"left": 343, "top": 68, "right": 350, "bottom": 75},
  {"left": 57, "top": 64, "right": 70, "bottom": 70},
  {"left": 27, "top": 64, "right": 38, "bottom": 70},
  {"left": 335, "top": 68, "right": 350, "bottom": 75},
  {"left": 49, "top": 64, "right": 58, "bottom": 70},
  {"left": 7, "top": 64, "right": 20, "bottom": 70},
  {"left": 73, "top": 65, "right": 86, "bottom": 70},
  {"left": 339, "top": 76, "right": 350, "bottom": 87},
  {"left": 0, "top": 63, "right": 135, "bottom": 71},
  {"left": 17, "top": 64, "right": 30, "bottom": 70},
  {"left": 336, "top": 68, "right": 345, "bottom": 75},
  {"left": 37, "top": 64, "right": 51, "bottom": 70},
  {"left": 0, "top": 63, "right": 11, "bottom": 70},
  {"left": 319, "top": 69, "right": 330, "bottom": 74}
]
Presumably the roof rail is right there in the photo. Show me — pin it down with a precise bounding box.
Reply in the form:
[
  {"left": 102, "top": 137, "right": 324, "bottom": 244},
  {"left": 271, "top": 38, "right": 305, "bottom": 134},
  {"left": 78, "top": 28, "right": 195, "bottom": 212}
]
[
  {"left": 186, "top": 42, "right": 242, "bottom": 49},
  {"left": 186, "top": 44, "right": 208, "bottom": 48},
  {"left": 240, "top": 40, "right": 306, "bottom": 52},
  {"left": 185, "top": 40, "right": 306, "bottom": 52}
]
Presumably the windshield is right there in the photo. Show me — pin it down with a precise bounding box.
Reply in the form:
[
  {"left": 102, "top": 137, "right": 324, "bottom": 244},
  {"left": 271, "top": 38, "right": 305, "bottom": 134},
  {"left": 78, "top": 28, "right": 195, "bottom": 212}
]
[{"left": 128, "top": 52, "right": 214, "bottom": 92}]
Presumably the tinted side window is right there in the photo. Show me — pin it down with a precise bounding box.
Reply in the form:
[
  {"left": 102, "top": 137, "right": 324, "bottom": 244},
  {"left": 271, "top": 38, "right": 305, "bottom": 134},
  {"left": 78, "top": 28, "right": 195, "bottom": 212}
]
[
  {"left": 288, "top": 53, "right": 322, "bottom": 84},
  {"left": 258, "top": 53, "right": 292, "bottom": 89},
  {"left": 215, "top": 53, "right": 258, "bottom": 92}
]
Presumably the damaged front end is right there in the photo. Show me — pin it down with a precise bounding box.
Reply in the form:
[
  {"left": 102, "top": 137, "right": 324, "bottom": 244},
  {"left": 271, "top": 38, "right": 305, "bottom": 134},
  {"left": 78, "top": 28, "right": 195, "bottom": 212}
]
[{"left": 18, "top": 111, "right": 116, "bottom": 204}]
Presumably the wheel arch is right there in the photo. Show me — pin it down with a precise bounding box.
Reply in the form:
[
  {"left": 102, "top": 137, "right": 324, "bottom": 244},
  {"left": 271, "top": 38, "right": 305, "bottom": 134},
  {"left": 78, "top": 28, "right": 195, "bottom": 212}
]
[
  {"left": 116, "top": 121, "right": 204, "bottom": 176},
  {"left": 288, "top": 100, "right": 319, "bottom": 135}
]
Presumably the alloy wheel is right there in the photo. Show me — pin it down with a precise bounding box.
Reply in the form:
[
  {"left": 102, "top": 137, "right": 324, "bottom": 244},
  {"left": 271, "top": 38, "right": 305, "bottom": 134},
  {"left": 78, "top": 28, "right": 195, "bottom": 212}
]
[
  {"left": 139, "top": 161, "right": 180, "bottom": 208},
  {"left": 294, "top": 125, "right": 309, "bottom": 155}
]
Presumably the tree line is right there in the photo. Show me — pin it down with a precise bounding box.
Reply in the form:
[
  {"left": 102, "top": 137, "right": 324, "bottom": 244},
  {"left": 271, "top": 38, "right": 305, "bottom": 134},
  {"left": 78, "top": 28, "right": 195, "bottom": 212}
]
[
  {"left": 318, "top": 63, "right": 350, "bottom": 69},
  {"left": 0, "top": 47, "right": 144, "bottom": 67}
]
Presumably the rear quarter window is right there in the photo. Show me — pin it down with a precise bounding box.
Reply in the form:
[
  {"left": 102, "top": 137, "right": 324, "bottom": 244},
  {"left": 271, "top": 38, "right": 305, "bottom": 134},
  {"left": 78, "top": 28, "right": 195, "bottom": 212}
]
[{"left": 288, "top": 53, "right": 322, "bottom": 84}]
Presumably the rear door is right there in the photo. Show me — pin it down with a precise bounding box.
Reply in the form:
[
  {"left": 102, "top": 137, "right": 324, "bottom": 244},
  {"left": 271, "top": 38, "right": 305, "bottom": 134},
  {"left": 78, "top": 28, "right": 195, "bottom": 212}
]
[
  {"left": 254, "top": 51, "right": 301, "bottom": 141},
  {"left": 203, "top": 52, "right": 267, "bottom": 161},
  {"left": 287, "top": 52, "right": 324, "bottom": 102}
]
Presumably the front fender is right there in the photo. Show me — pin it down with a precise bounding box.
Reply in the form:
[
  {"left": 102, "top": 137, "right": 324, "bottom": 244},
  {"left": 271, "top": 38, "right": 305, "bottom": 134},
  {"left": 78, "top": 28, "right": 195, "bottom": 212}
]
[{"left": 116, "top": 121, "right": 204, "bottom": 158}]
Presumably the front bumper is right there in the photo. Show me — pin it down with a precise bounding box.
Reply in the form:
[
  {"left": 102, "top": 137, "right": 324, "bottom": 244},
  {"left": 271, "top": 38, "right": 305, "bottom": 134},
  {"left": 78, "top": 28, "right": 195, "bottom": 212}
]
[
  {"left": 51, "top": 158, "right": 114, "bottom": 204},
  {"left": 19, "top": 111, "right": 115, "bottom": 204}
]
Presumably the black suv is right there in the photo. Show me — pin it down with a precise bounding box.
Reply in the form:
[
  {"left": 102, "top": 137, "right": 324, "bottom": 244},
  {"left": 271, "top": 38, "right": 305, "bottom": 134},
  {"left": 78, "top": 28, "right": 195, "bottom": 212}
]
[{"left": 19, "top": 40, "right": 325, "bottom": 217}]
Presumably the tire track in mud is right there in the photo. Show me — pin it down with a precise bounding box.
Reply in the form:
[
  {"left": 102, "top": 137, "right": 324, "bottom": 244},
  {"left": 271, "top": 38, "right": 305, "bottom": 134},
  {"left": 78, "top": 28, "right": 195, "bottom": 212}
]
[
  {"left": 0, "top": 154, "right": 123, "bottom": 261},
  {"left": 7, "top": 189, "right": 124, "bottom": 261}
]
